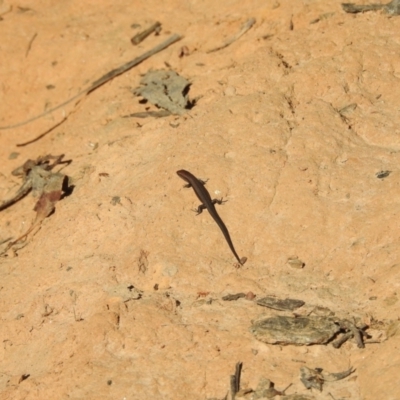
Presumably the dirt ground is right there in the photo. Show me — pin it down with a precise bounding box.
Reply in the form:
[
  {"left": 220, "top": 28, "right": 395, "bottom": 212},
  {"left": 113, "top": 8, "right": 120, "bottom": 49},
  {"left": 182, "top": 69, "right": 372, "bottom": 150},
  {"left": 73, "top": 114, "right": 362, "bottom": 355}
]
[{"left": 1, "top": 0, "right": 400, "bottom": 399}]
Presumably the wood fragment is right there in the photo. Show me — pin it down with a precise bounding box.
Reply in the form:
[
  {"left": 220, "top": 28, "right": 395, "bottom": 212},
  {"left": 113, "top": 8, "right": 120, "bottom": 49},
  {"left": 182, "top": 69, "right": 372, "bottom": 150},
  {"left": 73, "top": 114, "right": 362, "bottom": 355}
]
[
  {"left": 338, "top": 319, "right": 367, "bottom": 348},
  {"left": 342, "top": 0, "right": 400, "bottom": 14},
  {"left": 230, "top": 362, "right": 242, "bottom": 400},
  {"left": 230, "top": 375, "right": 237, "bottom": 400},
  {"left": 131, "top": 21, "right": 161, "bottom": 45},
  {"left": 332, "top": 332, "right": 353, "bottom": 348},
  {"left": 342, "top": 3, "right": 385, "bottom": 12},
  {"left": 234, "top": 362, "right": 242, "bottom": 393},
  {"left": 122, "top": 110, "right": 171, "bottom": 119},
  {"left": 257, "top": 296, "right": 305, "bottom": 311}
]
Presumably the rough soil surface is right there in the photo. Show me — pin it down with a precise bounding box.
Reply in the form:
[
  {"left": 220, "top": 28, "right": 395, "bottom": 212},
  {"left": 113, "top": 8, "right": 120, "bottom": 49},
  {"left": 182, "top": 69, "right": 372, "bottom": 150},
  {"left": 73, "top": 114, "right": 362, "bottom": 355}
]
[{"left": 1, "top": 1, "right": 400, "bottom": 399}]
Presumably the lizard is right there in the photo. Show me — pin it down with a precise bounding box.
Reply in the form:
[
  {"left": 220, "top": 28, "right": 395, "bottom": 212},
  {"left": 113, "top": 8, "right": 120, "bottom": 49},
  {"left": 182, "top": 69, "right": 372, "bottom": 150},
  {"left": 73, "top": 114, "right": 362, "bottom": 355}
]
[{"left": 177, "top": 169, "right": 247, "bottom": 265}]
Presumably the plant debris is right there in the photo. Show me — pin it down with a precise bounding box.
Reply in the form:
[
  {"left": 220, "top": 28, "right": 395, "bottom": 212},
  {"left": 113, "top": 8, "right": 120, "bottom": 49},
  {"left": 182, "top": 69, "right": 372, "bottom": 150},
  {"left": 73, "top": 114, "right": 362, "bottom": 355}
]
[
  {"left": 222, "top": 293, "right": 246, "bottom": 301},
  {"left": 257, "top": 296, "right": 305, "bottom": 311},
  {"left": 0, "top": 154, "right": 71, "bottom": 253},
  {"left": 300, "top": 366, "right": 355, "bottom": 391},
  {"left": 251, "top": 378, "right": 290, "bottom": 398},
  {"left": 342, "top": 0, "right": 400, "bottom": 14},
  {"left": 133, "top": 70, "right": 193, "bottom": 115},
  {"left": 251, "top": 316, "right": 340, "bottom": 346},
  {"left": 376, "top": 170, "right": 391, "bottom": 179},
  {"left": 251, "top": 315, "right": 370, "bottom": 347},
  {"left": 331, "top": 319, "right": 370, "bottom": 348}
]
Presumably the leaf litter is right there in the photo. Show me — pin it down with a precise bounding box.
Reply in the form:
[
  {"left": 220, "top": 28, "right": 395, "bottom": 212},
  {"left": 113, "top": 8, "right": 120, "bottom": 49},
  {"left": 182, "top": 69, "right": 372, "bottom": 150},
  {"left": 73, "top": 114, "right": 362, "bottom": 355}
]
[{"left": 0, "top": 154, "right": 71, "bottom": 254}]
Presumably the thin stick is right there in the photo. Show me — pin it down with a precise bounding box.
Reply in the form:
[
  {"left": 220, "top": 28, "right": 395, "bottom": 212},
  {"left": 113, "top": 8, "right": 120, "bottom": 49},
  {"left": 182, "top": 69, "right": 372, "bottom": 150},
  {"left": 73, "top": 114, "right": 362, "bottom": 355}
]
[
  {"left": 230, "top": 375, "right": 237, "bottom": 400},
  {"left": 25, "top": 33, "right": 37, "bottom": 57},
  {"left": 342, "top": 3, "right": 385, "bottom": 13},
  {"left": 131, "top": 21, "right": 161, "bottom": 45},
  {"left": 0, "top": 33, "right": 182, "bottom": 131},
  {"left": 234, "top": 362, "right": 242, "bottom": 392},
  {"left": 207, "top": 18, "right": 255, "bottom": 53},
  {"left": 17, "top": 115, "right": 69, "bottom": 147}
]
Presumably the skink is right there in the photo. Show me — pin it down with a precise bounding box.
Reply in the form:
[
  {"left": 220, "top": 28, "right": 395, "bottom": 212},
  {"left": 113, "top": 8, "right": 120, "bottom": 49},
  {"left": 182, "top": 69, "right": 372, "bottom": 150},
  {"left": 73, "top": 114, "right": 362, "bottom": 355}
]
[{"left": 177, "top": 169, "right": 247, "bottom": 265}]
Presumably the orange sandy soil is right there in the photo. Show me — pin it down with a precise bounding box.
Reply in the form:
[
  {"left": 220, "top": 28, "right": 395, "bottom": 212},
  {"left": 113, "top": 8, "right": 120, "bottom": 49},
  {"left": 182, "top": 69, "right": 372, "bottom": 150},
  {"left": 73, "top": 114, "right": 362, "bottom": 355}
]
[{"left": 0, "top": 1, "right": 399, "bottom": 399}]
